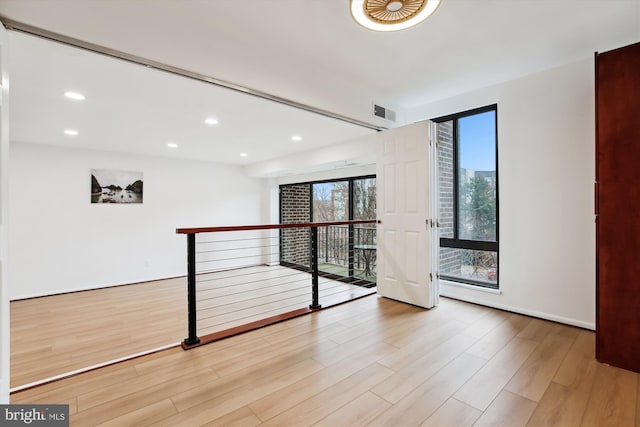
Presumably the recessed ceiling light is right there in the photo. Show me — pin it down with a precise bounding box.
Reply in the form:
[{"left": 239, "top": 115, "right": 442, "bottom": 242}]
[
  {"left": 167, "top": 143, "right": 178, "bottom": 148},
  {"left": 64, "top": 129, "right": 78, "bottom": 136},
  {"left": 240, "top": 152, "right": 248, "bottom": 157},
  {"left": 350, "top": 0, "right": 442, "bottom": 32},
  {"left": 291, "top": 135, "right": 303, "bottom": 141},
  {"left": 64, "top": 91, "right": 86, "bottom": 100},
  {"left": 205, "top": 118, "right": 219, "bottom": 125}
]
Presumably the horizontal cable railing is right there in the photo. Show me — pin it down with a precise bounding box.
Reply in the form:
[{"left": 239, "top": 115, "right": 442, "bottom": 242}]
[{"left": 176, "top": 220, "right": 377, "bottom": 348}]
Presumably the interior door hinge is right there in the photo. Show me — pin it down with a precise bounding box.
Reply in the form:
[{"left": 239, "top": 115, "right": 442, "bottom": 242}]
[{"left": 429, "top": 273, "right": 433, "bottom": 282}]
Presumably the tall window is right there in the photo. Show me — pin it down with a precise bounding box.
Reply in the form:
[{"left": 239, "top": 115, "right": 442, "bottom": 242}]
[
  {"left": 280, "top": 176, "right": 376, "bottom": 282},
  {"left": 436, "top": 105, "right": 498, "bottom": 288}
]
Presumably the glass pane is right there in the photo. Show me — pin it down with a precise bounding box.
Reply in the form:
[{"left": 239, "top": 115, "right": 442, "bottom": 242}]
[
  {"left": 313, "top": 181, "right": 349, "bottom": 222},
  {"left": 440, "top": 248, "right": 498, "bottom": 285},
  {"left": 353, "top": 177, "right": 377, "bottom": 245},
  {"left": 353, "top": 178, "right": 377, "bottom": 280},
  {"left": 313, "top": 181, "right": 349, "bottom": 278},
  {"left": 458, "top": 111, "right": 497, "bottom": 242},
  {"left": 353, "top": 178, "right": 376, "bottom": 220},
  {"left": 437, "top": 120, "right": 454, "bottom": 239}
]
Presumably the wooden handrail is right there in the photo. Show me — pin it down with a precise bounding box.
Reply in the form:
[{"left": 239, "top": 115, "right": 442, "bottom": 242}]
[{"left": 176, "top": 220, "right": 376, "bottom": 235}]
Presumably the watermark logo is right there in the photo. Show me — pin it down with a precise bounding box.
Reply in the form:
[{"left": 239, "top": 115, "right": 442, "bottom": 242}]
[{"left": 1, "top": 405, "right": 69, "bottom": 426}]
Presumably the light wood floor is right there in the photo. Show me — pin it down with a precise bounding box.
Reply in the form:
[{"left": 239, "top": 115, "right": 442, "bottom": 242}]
[
  {"left": 10, "top": 265, "right": 373, "bottom": 388},
  {"left": 11, "top": 295, "right": 640, "bottom": 426}
]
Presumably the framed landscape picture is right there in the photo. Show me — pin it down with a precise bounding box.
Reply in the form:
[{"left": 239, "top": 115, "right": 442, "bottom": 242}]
[{"left": 91, "top": 169, "right": 143, "bottom": 204}]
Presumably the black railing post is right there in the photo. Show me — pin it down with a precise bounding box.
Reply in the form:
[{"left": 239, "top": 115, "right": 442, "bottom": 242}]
[
  {"left": 310, "top": 226, "right": 322, "bottom": 309},
  {"left": 183, "top": 232, "right": 200, "bottom": 347},
  {"left": 348, "top": 225, "right": 355, "bottom": 278},
  {"left": 325, "top": 227, "right": 329, "bottom": 263}
]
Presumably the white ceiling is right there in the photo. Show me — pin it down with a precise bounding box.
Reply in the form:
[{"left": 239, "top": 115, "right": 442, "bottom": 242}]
[{"left": 1, "top": 0, "right": 639, "bottom": 170}]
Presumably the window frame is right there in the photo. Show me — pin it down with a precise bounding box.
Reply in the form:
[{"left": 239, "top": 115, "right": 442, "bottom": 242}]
[
  {"left": 433, "top": 104, "right": 499, "bottom": 288},
  {"left": 279, "top": 175, "right": 377, "bottom": 284}
]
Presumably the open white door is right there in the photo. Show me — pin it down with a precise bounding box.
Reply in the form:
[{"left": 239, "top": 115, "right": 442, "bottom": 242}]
[{"left": 376, "top": 121, "right": 439, "bottom": 308}]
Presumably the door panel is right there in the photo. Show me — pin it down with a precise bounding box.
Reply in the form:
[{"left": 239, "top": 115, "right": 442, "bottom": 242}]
[
  {"left": 376, "top": 121, "right": 438, "bottom": 308},
  {"left": 596, "top": 42, "right": 640, "bottom": 373}
]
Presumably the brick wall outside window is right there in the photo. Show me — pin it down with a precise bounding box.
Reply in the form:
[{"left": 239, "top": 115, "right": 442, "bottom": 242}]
[{"left": 280, "top": 184, "right": 311, "bottom": 267}]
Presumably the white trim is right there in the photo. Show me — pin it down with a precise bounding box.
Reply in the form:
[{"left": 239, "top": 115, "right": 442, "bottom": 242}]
[
  {"left": 439, "top": 288, "right": 595, "bottom": 330},
  {"left": 440, "top": 279, "right": 502, "bottom": 295},
  {"left": 10, "top": 342, "right": 179, "bottom": 393}
]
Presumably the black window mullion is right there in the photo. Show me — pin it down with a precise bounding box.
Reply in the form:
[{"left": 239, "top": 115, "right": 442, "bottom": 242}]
[
  {"left": 453, "top": 117, "right": 460, "bottom": 240},
  {"left": 440, "top": 238, "right": 497, "bottom": 252}
]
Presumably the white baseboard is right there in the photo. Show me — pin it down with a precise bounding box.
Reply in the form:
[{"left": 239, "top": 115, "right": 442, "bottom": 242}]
[{"left": 439, "top": 288, "right": 595, "bottom": 331}]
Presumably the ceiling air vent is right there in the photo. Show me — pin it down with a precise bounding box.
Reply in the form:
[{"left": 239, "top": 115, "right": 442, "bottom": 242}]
[{"left": 373, "top": 104, "right": 396, "bottom": 122}]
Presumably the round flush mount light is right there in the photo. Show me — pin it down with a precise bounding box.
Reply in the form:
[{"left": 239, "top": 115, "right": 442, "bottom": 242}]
[
  {"left": 350, "top": 0, "right": 442, "bottom": 32},
  {"left": 291, "top": 135, "right": 303, "bottom": 142},
  {"left": 240, "top": 152, "right": 249, "bottom": 157},
  {"left": 167, "top": 142, "right": 178, "bottom": 148},
  {"left": 204, "top": 118, "right": 219, "bottom": 125},
  {"left": 64, "top": 91, "right": 85, "bottom": 100},
  {"left": 64, "top": 129, "right": 79, "bottom": 136}
]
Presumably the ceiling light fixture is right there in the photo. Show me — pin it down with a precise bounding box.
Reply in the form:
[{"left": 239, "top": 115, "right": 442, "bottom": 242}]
[
  {"left": 167, "top": 142, "right": 178, "bottom": 148},
  {"left": 240, "top": 152, "right": 248, "bottom": 157},
  {"left": 291, "top": 135, "right": 303, "bottom": 141},
  {"left": 205, "top": 118, "right": 219, "bottom": 125},
  {"left": 64, "top": 129, "right": 78, "bottom": 136},
  {"left": 350, "top": 0, "right": 442, "bottom": 32},
  {"left": 64, "top": 91, "right": 86, "bottom": 100}
]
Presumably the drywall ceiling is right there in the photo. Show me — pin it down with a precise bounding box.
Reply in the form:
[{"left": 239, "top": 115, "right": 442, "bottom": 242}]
[
  {"left": 1, "top": 0, "right": 639, "bottom": 168},
  {"left": 6, "top": 32, "right": 377, "bottom": 166}
]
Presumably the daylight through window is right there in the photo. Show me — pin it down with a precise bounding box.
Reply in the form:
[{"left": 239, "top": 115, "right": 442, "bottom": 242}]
[{"left": 436, "top": 105, "right": 499, "bottom": 288}]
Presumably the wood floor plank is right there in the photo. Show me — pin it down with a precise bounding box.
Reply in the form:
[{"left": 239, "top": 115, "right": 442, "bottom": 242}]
[
  {"left": 368, "top": 353, "right": 486, "bottom": 426},
  {"left": 372, "top": 332, "right": 478, "bottom": 403},
  {"left": 96, "top": 398, "right": 177, "bottom": 427},
  {"left": 249, "top": 340, "right": 397, "bottom": 421},
  {"left": 505, "top": 331, "right": 574, "bottom": 401},
  {"left": 462, "top": 310, "right": 511, "bottom": 339},
  {"left": 259, "top": 363, "right": 393, "bottom": 427},
  {"left": 454, "top": 337, "right": 538, "bottom": 411},
  {"left": 465, "top": 313, "right": 532, "bottom": 360},
  {"left": 312, "top": 391, "right": 391, "bottom": 427},
  {"left": 200, "top": 407, "right": 262, "bottom": 427},
  {"left": 170, "top": 356, "right": 324, "bottom": 413},
  {"left": 377, "top": 319, "right": 469, "bottom": 371},
  {"left": 553, "top": 330, "right": 595, "bottom": 387},
  {"left": 210, "top": 334, "right": 338, "bottom": 377},
  {"left": 580, "top": 363, "right": 638, "bottom": 427},
  {"left": 77, "top": 366, "right": 215, "bottom": 412},
  {"left": 474, "top": 390, "right": 537, "bottom": 427},
  {"left": 517, "top": 317, "right": 555, "bottom": 342},
  {"left": 70, "top": 368, "right": 218, "bottom": 426},
  {"left": 11, "top": 365, "right": 139, "bottom": 405},
  {"left": 527, "top": 382, "right": 589, "bottom": 427},
  {"left": 421, "top": 398, "right": 481, "bottom": 427},
  {"left": 156, "top": 358, "right": 325, "bottom": 426},
  {"left": 526, "top": 330, "right": 599, "bottom": 427},
  {"left": 637, "top": 377, "right": 640, "bottom": 427}
]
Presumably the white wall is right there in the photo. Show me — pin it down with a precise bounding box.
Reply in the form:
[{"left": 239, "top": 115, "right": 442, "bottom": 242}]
[
  {"left": 0, "top": 22, "right": 11, "bottom": 403},
  {"left": 9, "top": 143, "right": 265, "bottom": 299},
  {"left": 407, "top": 58, "right": 596, "bottom": 329}
]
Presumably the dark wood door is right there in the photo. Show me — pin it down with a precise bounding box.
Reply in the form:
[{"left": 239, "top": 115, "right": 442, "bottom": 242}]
[{"left": 596, "top": 41, "right": 640, "bottom": 373}]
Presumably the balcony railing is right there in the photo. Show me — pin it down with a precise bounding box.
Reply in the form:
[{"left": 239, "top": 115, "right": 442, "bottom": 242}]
[
  {"left": 317, "top": 225, "right": 377, "bottom": 283},
  {"left": 176, "top": 220, "right": 377, "bottom": 349}
]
